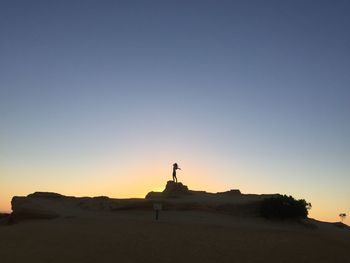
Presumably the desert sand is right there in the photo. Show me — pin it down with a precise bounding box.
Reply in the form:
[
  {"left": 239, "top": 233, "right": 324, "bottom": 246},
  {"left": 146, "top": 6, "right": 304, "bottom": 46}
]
[{"left": 0, "top": 182, "right": 349, "bottom": 263}]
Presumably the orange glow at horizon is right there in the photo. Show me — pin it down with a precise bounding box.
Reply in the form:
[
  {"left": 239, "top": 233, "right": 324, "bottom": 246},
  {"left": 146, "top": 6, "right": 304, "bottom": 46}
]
[
  {"left": 1, "top": 169, "right": 349, "bottom": 226},
  {"left": 1, "top": 155, "right": 348, "bottom": 225}
]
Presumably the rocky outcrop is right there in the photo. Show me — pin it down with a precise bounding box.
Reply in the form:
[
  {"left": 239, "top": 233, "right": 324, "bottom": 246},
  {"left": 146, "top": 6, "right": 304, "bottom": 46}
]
[
  {"left": 11, "top": 192, "right": 157, "bottom": 221},
  {"left": 217, "top": 189, "right": 241, "bottom": 195},
  {"left": 162, "top": 181, "right": 192, "bottom": 197},
  {"left": 27, "top": 192, "right": 63, "bottom": 198},
  {"left": 146, "top": 181, "right": 192, "bottom": 199},
  {"left": 12, "top": 192, "right": 68, "bottom": 220},
  {"left": 11, "top": 184, "right": 278, "bottom": 222}
]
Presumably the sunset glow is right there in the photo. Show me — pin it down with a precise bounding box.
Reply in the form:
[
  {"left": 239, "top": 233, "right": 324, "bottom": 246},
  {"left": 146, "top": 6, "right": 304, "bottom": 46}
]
[{"left": 1, "top": 1, "right": 349, "bottom": 227}]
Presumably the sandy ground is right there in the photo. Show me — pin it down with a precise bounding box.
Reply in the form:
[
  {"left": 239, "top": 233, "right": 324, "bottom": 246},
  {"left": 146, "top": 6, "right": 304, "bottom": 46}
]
[{"left": 0, "top": 211, "right": 349, "bottom": 263}]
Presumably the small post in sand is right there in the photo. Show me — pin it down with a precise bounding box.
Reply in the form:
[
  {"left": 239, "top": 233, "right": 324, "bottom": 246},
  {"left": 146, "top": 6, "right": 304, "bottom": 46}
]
[{"left": 153, "top": 203, "right": 162, "bottom": 220}]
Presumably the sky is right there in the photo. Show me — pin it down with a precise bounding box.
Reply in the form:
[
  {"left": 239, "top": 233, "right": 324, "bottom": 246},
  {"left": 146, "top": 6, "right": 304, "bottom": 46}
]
[{"left": 0, "top": 0, "right": 349, "bottom": 224}]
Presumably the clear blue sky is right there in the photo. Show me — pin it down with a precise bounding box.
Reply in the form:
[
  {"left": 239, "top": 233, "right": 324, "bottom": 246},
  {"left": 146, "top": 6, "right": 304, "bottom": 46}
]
[{"left": 1, "top": 0, "right": 349, "bottom": 223}]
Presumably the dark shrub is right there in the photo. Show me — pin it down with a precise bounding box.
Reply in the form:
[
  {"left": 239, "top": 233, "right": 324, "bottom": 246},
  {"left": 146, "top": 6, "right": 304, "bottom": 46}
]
[{"left": 260, "top": 195, "right": 311, "bottom": 219}]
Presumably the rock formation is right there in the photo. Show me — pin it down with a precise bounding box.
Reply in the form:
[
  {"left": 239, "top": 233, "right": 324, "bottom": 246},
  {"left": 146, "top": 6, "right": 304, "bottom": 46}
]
[
  {"left": 12, "top": 192, "right": 62, "bottom": 220},
  {"left": 10, "top": 183, "right": 277, "bottom": 222},
  {"left": 146, "top": 181, "right": 192, "bottom": 199},
  {"left": 217, "top": 189, "right": 241, "bottom": 195},
  {"left": 11, "top": 192, "right": 150, "bottom": 221}
]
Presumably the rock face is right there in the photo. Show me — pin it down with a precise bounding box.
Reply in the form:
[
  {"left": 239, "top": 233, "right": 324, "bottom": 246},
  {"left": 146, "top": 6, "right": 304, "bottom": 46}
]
[
  {"left": 12, "top": 193, "right": 63, "bottom": 220},
  {"left": 146, "top": 181, "right": 192, "bottom": 199},
  {"left": 11, "top": 184, "right": 277, "bottom": 222},
  {"left": 163, "top": 181, "right": 191, "bottom": 197},
  {"left": 12, "top": 192, "right": 110, "bottom": 220},
  {"left": 11, "top": 192, "right": 154, "bottom": 221},
  {"left": 11, "top": 192, "right": 68, "bottom": 220}
]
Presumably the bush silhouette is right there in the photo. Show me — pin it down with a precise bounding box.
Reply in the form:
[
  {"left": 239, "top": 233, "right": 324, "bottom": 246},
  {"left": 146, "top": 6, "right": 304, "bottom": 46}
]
[{"left": 260, "top": 195, "right": 311, "bottom": 219}]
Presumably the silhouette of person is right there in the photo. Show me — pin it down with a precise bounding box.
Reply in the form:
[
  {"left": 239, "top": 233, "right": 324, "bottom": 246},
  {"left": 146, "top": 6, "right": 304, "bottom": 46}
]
[{"left": 172, "top": 163, "right": 181, "bottom": 183}]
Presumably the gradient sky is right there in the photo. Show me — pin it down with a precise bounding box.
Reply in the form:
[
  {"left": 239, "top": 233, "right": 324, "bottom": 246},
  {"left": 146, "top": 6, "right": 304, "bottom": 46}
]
[{"left": 1, "top": 0, "right": 349, "bottom": 224}]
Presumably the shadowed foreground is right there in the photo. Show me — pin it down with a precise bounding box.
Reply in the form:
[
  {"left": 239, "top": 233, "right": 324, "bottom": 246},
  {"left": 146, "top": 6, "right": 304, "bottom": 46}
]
[
  {"left": 0, "top": 210, "right": 349, "bottom": 263},
  {"left": 2, "top": 183, "right": 349, "bottom": 263}
]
